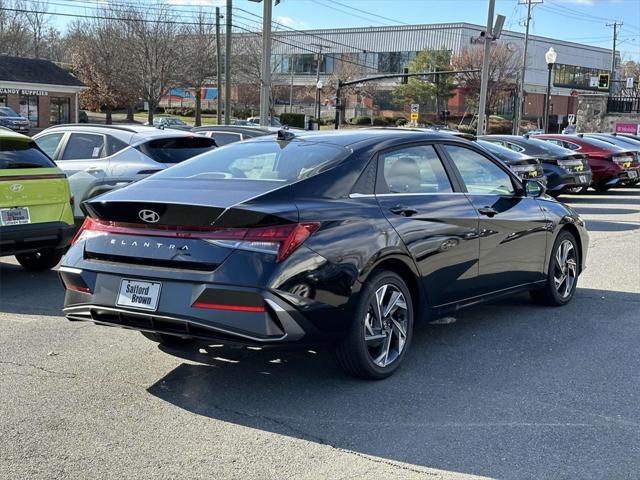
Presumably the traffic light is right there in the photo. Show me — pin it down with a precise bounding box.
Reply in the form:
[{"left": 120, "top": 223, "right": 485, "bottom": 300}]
[
  {"left": 598, "top": 73, "right": 610, "bottom": 90},
  {"left": 401, "top": 67, "right": 409, "bottom": 84}
]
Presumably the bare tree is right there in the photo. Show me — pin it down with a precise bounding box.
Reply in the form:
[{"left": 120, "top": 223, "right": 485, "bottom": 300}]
[
  {"left": 452, "top": 43, "right": 519, "bottom": 114},
  {"left": 22, "top": 0, "right": 49, "bottom": 58},
  {"left": 177, "top": 9, "right": 217, "bottom": 126},
  {"left": 0, "top": 0, "right": 30, "bottom": 56},
  {"left": 125, "top": 4, "right": 179, "bottom": 124},
  {"left": 69, "top": 7, "right": 140, "bottom": 124}
]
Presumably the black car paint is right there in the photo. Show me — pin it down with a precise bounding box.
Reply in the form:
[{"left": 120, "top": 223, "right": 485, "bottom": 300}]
[{"left": 62, "top": 130, "right": 588, "bottom": 344}]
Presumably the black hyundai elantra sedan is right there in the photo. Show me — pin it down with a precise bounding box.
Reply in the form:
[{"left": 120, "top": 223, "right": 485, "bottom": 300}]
[{"left": 60, "top": 129, "right": 588, "bottom": 379}]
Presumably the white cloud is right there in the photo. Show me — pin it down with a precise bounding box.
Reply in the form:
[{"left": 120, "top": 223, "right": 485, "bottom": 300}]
[{"left": 275, "top": 15, "right": 307, "bottom": 29}]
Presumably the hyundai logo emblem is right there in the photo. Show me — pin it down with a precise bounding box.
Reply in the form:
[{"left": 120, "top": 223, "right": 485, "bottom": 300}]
[
  {"left": 138, "top": 209, "right": 160, "bottom": 223},
  {"left": 10, "top": 183, "right": 23, "bottom": 193}
]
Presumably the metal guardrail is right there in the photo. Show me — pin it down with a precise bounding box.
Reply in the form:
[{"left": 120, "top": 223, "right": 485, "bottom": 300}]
[{"left": 607, "top": 96, "right": 640, "bottom": 114}]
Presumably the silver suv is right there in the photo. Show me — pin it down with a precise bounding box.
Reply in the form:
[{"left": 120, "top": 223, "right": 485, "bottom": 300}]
[{"left": 33, "top": 124, "right": 216, "bottom": 220}]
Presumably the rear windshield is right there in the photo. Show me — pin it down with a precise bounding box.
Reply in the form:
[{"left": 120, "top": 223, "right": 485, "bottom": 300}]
[
  {"left": 523, "top": 138, "right": 575, "bottom": 156},
  {"left": 477, "top": 140, "right": 523, "bottom": 160},
  {"left": 138, "top": 136, "right": 216, "bottom": 164},
  {"left": 0, "top": 139, "right": 56, "bottom": 169},
  {"left": 152, "top": 139, "right": 351, "bottom": 184},
  {"left": 578, "top": 136, "right": 626, "bottom": 151}
]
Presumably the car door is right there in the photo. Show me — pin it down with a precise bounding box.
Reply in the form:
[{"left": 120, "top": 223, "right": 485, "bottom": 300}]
[
  {"left": 442, "top": 144, "right": 548, "bottom": 293},
  {"left": 56, "top": 132, "right": 109, "bottom": 217},
  {"left": 375, "top": 143, "right": 481, "bottom": 306}
]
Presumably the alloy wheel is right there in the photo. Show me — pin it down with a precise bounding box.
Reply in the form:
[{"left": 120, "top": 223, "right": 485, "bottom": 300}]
[
  {"left": 363, "top": 284, "right": 409, "bottom": 368},
  {"left": 553, "top": 239, "right": 577, "bottom": 299}
]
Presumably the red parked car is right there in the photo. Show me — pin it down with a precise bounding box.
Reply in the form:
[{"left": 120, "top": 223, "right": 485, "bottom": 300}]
[{"left": 533, "top": 134, "right": 639, "bottom": 192}]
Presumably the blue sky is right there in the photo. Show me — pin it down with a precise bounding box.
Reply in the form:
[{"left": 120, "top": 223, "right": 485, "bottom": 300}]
[{"left": 48, "top": 0, "right": 640, "bottom": 60}]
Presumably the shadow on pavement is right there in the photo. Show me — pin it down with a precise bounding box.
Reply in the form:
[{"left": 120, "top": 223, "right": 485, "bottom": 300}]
[
  {"left": 572, "top": 207, "right": 639, "bottom": 216},
  {"left": 147, "top": 288, "right": 640, "bottom": 480},
  {"left": 583, "top": 220, "right": 639, "bottom": 232},
  {"left": 0, "top": 260, "right": 64, "bottom": 316}
]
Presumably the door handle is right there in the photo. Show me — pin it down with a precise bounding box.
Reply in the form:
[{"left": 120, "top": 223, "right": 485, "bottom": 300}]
[
  {"left": 86, "top": 167, "right": 102, "bottom": 173},
  {"left": 478, "top": 207, "right": 498, "bottom": 217},
  {"left": 389, "top": 205, "right": 418, "bottom": 217}
]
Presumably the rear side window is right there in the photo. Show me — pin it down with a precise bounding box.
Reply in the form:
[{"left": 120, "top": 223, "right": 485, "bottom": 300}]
[
  {"left": 62, "top": 133, "right": 105, "bottom": 160},
  {"left": 379, "top": 145, "right": 453, "bottom": 194},
  {"left": 0, "top": 139, "right": 56, "bottom": 169},
  {"left": 35, "top": 133, "right": 64, "bottom": 158},
  {"left": 138, "top": 136, "right": 216, "bottom": 164},
  {"left": 152, "top": 140, "right": 351, "bottom": 183},
  {"left": 106, "top": 135, "right": 129, "bottom": 156}
]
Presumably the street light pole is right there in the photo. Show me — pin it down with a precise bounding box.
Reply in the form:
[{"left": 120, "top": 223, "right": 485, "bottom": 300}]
[{"left": 543, "top": 47, "right": 557, "bottom": 134}]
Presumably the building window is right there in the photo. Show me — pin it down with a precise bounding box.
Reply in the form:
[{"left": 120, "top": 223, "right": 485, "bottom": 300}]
[
  {"left": 50, "top": 97, "right": 70, "bottom": 125},
  {"left": 553, "top": 63, "right": 607, "bottom": 91},
  {"left": 19, "top": 94, "right": 38, "bottom": 127}
]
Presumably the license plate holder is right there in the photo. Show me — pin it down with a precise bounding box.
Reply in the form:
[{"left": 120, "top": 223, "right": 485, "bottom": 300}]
[
  {"left": 628, "top": 170, "right": 638, "bottom": 179},
  {"left": 0, "top": 207, "right": 30, "bottom": 226},
  {"left": 578, "top": 175, "right": 588, "bottom": 184},
  {"left": 116, "top": 279, "right": 162, "bottom": 312}
]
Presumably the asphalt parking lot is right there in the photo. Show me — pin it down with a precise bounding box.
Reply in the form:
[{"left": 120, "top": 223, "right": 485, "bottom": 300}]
[{"left": 1, "top": 188, "right": 638, "bottom": 480}]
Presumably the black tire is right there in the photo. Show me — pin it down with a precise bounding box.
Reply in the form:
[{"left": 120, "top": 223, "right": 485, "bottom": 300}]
[
  {"left": 592, "top": 184, "right": 611, "bottom": 192},
  {"left": 336, "top": 270, "right": 414, "bottom": 380},
  {"left": 15, "top": 249, "right": 63, "bottom": 271},
  {"left": 140, "top": 331, "right": 193, "bottom": 347},
  {"left": 530, "top": 230, "right": 579, "bottom": 306}
]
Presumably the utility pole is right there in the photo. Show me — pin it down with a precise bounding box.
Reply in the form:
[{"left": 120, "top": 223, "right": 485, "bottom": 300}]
[
  {"left": 289, "top": 70, "right": 294, "bottom": 113},
  {"left": 259, "top": 0, "right": 273, "bottom": 126},
  {"left": 606, "top": 21, "right": 622, "bottom": 96},
  {"left": 216, "top": 6, "right": 222, "bottom": 125},
  {"left": 514, "top": 0, "right": 534, "bottom": 135},
  {"left": 477, "top": 0, "right": 495, "bottom": 136},
  {"left": 224, "top": 0, "right": 232, "bottom": 125}
]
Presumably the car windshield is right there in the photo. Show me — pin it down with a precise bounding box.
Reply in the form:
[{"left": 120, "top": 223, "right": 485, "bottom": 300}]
[
  {"left": 164, "top": 118, "right": 185, "bottom": 125},
  {"left": 0, "top": 139, "right": 56, "bottom": 169},
  {"left": 574, "top": 136, "right": 626, "bottom": 151},
  {"left": 153, "top": 139, "right": 351, "bottom": 184},
  {"left": 0, "top": 107, "right": 19, "bottom": 117}
]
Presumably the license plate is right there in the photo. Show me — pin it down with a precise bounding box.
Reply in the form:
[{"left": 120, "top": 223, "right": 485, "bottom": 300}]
[
  {"left": 116, "top": 279, "right": 161, "bottom": 311},
  {"left": 628, "top": 170, "right": 638, "bottom": 179},
  {"left": 578, "top": 175, "right": 588, "bottom": 184},
  {"left": 0, "top": 207, "right": 30, "bottom": 226},
  {"left": 19, "top": 126, "right": 28, "bottom": 130}
]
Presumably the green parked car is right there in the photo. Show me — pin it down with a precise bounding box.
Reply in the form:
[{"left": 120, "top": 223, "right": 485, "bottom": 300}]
[{"left": 0, "top": 130, "right": 75, "bottom": 271}]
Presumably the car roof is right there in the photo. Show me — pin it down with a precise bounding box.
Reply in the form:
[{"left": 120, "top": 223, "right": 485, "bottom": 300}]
[
  {"left": 243, "top": 127, "right": 466, "bottom": 149},
  {"left": 35, "top": 123, "right": 203, "bottom": 145}
]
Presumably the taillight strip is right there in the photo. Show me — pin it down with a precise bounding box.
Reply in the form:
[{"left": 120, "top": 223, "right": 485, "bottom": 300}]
[
  {"left": 192, "top": 302, "right": 266, "bottom": 313},
  {"left": 0, "top": 174, "right": 67, "bottom": 181}
]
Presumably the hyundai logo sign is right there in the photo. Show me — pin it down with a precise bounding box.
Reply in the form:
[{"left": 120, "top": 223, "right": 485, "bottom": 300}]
[{"left": 138, "top": 209, "right": 160, "bottom": 223}]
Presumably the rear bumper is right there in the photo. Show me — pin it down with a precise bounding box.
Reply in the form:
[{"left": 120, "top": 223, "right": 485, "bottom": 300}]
[
  {"left": 542, "top": 165, "right": 592, "bottom": 193},
  {"left": 0, "top": 221, "right": 75, "bottom": 256},
  {"left": 60, "top": 269, "right": 331, "bottom": 345}
]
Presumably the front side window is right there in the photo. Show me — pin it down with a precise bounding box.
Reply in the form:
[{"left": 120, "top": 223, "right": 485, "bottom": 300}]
[
  {"left": 380, "top": 145, "right": 453, "bottom": 194},
  {"left": 35, "top": 133, "right": 65, "bottom": 158},
  {"left": 445, "top": 145, "right": 515, "bottom": 196},
  {"left": 61, "top": 133, "right": 105, "bottom": 160}
]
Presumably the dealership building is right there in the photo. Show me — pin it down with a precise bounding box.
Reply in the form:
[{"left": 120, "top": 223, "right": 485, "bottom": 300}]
[
  {"left": 0, "top": 56, "right": 85, "bottom": 129},
  {"left": 269, "top": 22, "right": 616, "bottom": 123}
]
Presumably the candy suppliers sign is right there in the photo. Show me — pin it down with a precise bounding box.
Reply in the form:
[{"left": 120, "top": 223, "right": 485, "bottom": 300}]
[
  {"left": 615, "top": 122, "right": 640, "bottom": 135},
  {"left": 0, "top": 88, "right": 48, "bottom": 96}
]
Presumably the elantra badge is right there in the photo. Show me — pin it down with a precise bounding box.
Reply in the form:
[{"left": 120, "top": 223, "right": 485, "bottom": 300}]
[
  {"left": 10, "top": 184, "right": 23, "bottom": 192},
  {"left": 138, "top": 209, "right": 160, "bottom": 223}
]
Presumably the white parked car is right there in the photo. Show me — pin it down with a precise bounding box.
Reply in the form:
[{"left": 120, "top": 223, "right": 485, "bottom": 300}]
[{"left": 33, "top": 125, "right": 216, "bottom": 220}]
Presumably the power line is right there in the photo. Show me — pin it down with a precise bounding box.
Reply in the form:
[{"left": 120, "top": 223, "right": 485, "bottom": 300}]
[
  {"left": 312, "top": 0, "right": 390, "bottom": 26},
  {"left": 320, "top": 0, "right": 409, "bottom": 26}
]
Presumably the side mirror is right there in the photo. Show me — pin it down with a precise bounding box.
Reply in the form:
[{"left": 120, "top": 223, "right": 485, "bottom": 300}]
[{"left": 524, "top": 179, "right": 546, "bottom": 198}]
